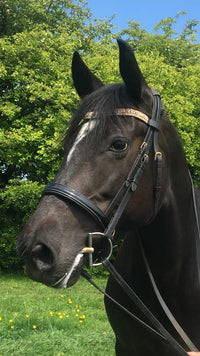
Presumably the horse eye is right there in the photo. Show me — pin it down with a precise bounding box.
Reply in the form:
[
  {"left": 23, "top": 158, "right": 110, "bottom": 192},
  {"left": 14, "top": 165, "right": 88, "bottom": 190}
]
[{"left": 110, "top": 139, "right": 128, "bottom": 152}]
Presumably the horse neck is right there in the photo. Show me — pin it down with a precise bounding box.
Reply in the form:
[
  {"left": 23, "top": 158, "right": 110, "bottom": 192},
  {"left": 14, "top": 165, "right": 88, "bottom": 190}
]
[{"left": 141, "top": 153, "right": 200, "bottom": 313}]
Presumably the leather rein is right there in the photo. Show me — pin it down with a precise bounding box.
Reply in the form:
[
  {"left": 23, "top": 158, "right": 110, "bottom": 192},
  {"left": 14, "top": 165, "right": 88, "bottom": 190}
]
[{"left": 42, "top": 90, "right": 199, "bottom": 354}]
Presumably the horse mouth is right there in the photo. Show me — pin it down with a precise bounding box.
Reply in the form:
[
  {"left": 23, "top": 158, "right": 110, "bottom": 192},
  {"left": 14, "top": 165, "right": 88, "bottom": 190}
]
[{"left": 51, "top": 252, "right": 84, "bottom": 289}]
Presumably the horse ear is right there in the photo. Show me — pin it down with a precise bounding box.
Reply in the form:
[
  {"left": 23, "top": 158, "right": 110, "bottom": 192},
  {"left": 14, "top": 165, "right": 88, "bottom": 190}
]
[
  {"left": 72, "top": 51, "right": 104, "bottom": 98},
  {"left": 117, "top": 39, "right": 146, "bottom": 102}
]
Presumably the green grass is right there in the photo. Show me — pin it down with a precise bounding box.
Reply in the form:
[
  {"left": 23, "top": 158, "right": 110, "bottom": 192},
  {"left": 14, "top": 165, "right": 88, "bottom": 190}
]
[{"left": 0, "top": 273, "right": 115, "bottom": 356}]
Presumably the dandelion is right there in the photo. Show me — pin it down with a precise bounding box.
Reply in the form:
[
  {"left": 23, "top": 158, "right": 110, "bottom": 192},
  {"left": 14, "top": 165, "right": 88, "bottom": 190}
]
[
  {"left": 49, "top": 311, "right": 53, "bottom": 317},
  {"left": 14, "top": 313, "right": 18, "bottom": 317},
  {"left": 47, "top": 297, "right": 50, "bottom": 301},
  {"left": 68, "top": 298, "right": 72, "bottom": 304},
  {"left": 65, "top": 314, "right": 69, "bottom": 318},
  {"left": 0, "top": 316, "right": 2, "bottom": 321},
  {"left": 57, "top": 312, "right": 61, "bottom": 316},
  {"left": 75, "top": 313, "right": 79, "bottom": 317},
  {"left": 60, "top": 294, "right": 64, "bottom": 298},
  {"left": 25, "top": 314, "right": 29, "bottom": 319},
  {"left": 9, "top": 319, "right": 13, "bottom": 323},
  {"left": 76, "top": 308, "right": 80, "bottom": 312},
  {"left": 79, "top": 319, "right": 83, "bottom": 323},
  {"left": 10, "top": 325, "right": 14, "bottom": 329},
  {"left": 59, "top": 315, "right": 63, "bottom": 319},
  {"left": 79, "top": 315, "right": 86, "bottom": 320},
  {"left": 32, "top": 325, "right": 37, "bottom": 329}
]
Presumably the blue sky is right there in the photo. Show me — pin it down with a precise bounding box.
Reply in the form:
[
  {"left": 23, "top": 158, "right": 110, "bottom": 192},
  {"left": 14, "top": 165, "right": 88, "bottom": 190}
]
[{"left": 87, "top": 0, "right": 200, "bottom": 41}]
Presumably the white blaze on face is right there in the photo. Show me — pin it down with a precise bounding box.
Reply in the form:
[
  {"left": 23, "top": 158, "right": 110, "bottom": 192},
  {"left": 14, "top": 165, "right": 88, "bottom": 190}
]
[{"left": 67, "top": 120, "right": 96, "bottom": 164}]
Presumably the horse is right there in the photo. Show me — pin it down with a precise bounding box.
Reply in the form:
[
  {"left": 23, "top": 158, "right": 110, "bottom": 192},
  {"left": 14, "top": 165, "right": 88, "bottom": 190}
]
[{"left": 17, "top": 39, "right": 200, "bottom": 355}]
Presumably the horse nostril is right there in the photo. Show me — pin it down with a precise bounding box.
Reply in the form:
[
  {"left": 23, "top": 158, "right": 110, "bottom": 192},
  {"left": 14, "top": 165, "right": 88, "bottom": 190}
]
[{"left": 31, "top": 243, "right": 54, "bottom": 271}]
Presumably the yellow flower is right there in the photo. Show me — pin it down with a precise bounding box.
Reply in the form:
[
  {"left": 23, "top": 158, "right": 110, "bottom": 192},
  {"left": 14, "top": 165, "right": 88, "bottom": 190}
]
[
  {"left": 80, "top": 315, "right": 86, "bottom": 319},
  {"left": 9, "top": 319, "right": 13, "bottom": 323},
  {"left": 60, "top": 294, "right": 64, "bottom": 298},
  {"left": 66, "top": 314, "right": 69, "bottom": 318},
  {"left": 0, "top": 316, "right": 2, "bottom": 321},
  {"left": 25, "top": 314, "right": 29, "bottom": 319},
  {"left": 10, "top": 325, "right": 14, "bottom": 329},
  {"left": 75, "top": 314, "right": 79, "bottom": 317},
  {"left": 47, "top": 297, "right": 50, "bottom": 301},
  {"left": 14, "top": 313, "right": 18, "bottom": 317},
  {"left": 68, "top": 298, "right": 72, "bottom": 304},
  {"left": 76, "top": 308, "right": 80, "bottom": 312},
  {"left": 79, "top": 320, "right": 83, "bottom": 323},
  {"left": 59, "top": 315, "right": 63, "bottom": 319},
  {"left": 57, "top": 312, "right": 61, "bottom": 316},
  {"left": 49, "top": 311, "right": 53, "bottom": 316},
  {"left": 32, "top": 325, "right": 36, "bottom": 329}
]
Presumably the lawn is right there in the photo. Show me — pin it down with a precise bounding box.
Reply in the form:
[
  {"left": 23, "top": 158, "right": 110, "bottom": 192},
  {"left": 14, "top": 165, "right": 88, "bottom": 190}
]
[{"left": 0, "top": 273, "right": 115, "bottom": 356}]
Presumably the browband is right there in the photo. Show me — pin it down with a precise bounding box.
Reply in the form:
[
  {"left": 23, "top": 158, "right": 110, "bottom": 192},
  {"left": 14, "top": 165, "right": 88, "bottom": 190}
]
[
  {"left": 84, "top": 108, "right": 148, "bottom": 123},
  {"left": 84, "top": 108, "right": 159, "bottom": 130}
]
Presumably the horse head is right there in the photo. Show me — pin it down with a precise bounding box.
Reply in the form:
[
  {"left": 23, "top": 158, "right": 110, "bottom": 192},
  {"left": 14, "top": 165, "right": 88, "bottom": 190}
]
[{"left": 17, "top": 39, "right": 168, "bottom": 288}]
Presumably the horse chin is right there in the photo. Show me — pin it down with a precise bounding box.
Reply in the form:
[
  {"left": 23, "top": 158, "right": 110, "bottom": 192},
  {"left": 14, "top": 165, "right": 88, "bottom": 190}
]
[{"left": 51, "top": 252, "right": 84, "bottom": 289}]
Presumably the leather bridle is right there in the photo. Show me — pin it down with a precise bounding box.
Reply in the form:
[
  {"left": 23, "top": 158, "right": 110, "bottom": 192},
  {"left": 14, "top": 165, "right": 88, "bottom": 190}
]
[
  {"left": 42, "top": 89, "right": 163, "bottom": 265},
  {"left": 42, "top": 90, "right": 199, "bottom": 354}
]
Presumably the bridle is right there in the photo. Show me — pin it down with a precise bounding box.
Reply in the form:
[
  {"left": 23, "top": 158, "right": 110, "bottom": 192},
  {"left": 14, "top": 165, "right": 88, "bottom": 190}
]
[
  {"left": 42, "top": 90, "right": 199, "bottom": 354},
  {"left": 42, "top": 89, "right": 162, "bottom": 264}
]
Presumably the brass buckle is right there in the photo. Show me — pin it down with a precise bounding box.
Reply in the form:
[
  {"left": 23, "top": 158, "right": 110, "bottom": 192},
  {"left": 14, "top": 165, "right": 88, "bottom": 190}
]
[{"left": 155, "top": 151, "right": 162, "bottom": 160}]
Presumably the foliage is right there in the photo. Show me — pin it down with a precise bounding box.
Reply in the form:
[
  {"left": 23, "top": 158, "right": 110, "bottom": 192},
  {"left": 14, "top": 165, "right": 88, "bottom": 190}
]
[
  {"left": 0, "top": 0, "right": 112, "bottom": 38},
  {"left": 0, "top": 180, "right": 44, "bottom": 268},
  {"left": 0, "top": 2, "right": 200, "bottom": 269},
  {"left": 0, "top": 0, "right": 114, "bottom": 269},
  {"left": 119, "top": 12, "right": 199, "bottom": 67},
  {"left": 119, "top": 12, "right": 200, "bottom": 180}
]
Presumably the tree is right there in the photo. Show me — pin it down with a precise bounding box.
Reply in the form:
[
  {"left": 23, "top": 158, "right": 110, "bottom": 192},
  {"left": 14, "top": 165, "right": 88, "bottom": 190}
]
[
  {"left": 119, "top": 12, "right": 200, "bottom": 67},
  {"left": 0, "top": 0, "right": 115, "bottom": 269},
  {"left": 0, "top": 0, "right": 94, "bottom": 37},
  {"left": 119, "top": 12, "right": 200, "bottom": 180},
  {"left": 0, "top": 4, "right": 200, "bottom": 270}
]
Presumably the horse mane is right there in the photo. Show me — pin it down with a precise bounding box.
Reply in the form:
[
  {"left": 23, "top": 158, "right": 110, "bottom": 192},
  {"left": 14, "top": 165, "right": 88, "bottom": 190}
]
[{"left": 64, "top": 82, "right": 152, "bottom": 151}]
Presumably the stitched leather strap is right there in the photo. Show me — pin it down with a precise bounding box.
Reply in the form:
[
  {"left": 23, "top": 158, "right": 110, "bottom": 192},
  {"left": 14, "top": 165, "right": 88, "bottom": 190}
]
[{"left": 42, "top": 183, "right": 108, "bottom": 229}]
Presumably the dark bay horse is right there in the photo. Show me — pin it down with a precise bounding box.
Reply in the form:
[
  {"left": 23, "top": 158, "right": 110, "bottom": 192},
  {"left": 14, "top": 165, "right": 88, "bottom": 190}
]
[{"left": 17, "top": 39, "right": 200, "bottom": 355}]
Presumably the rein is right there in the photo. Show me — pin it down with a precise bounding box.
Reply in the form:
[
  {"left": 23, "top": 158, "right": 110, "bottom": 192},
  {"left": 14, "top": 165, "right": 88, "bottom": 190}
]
[
  {"left": 81, "top": 180, "right": 200, "bottom": 354},
  {"left": 42, "top": 89, "right": 199, "bottom": 354}
]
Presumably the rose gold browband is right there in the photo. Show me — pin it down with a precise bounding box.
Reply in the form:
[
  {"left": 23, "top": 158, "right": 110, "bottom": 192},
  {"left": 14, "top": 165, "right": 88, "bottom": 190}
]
[
  {"left": 84, "top": 109, "right": 149, "bottom": 125},
  {"left": 84, "top": 108, "right": 160, "bottom": 130}
]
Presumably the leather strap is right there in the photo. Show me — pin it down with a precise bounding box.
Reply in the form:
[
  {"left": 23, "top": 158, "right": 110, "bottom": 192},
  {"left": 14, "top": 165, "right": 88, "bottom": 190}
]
[
  {"left": 81, "top": 260, "right": 188, "bottom": 356},
  {"left": 139, "top": 238, "right": 198, "bottom": 352},
  {"left": 42, "top": 183, "right": 108, "bottom": 229}
]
